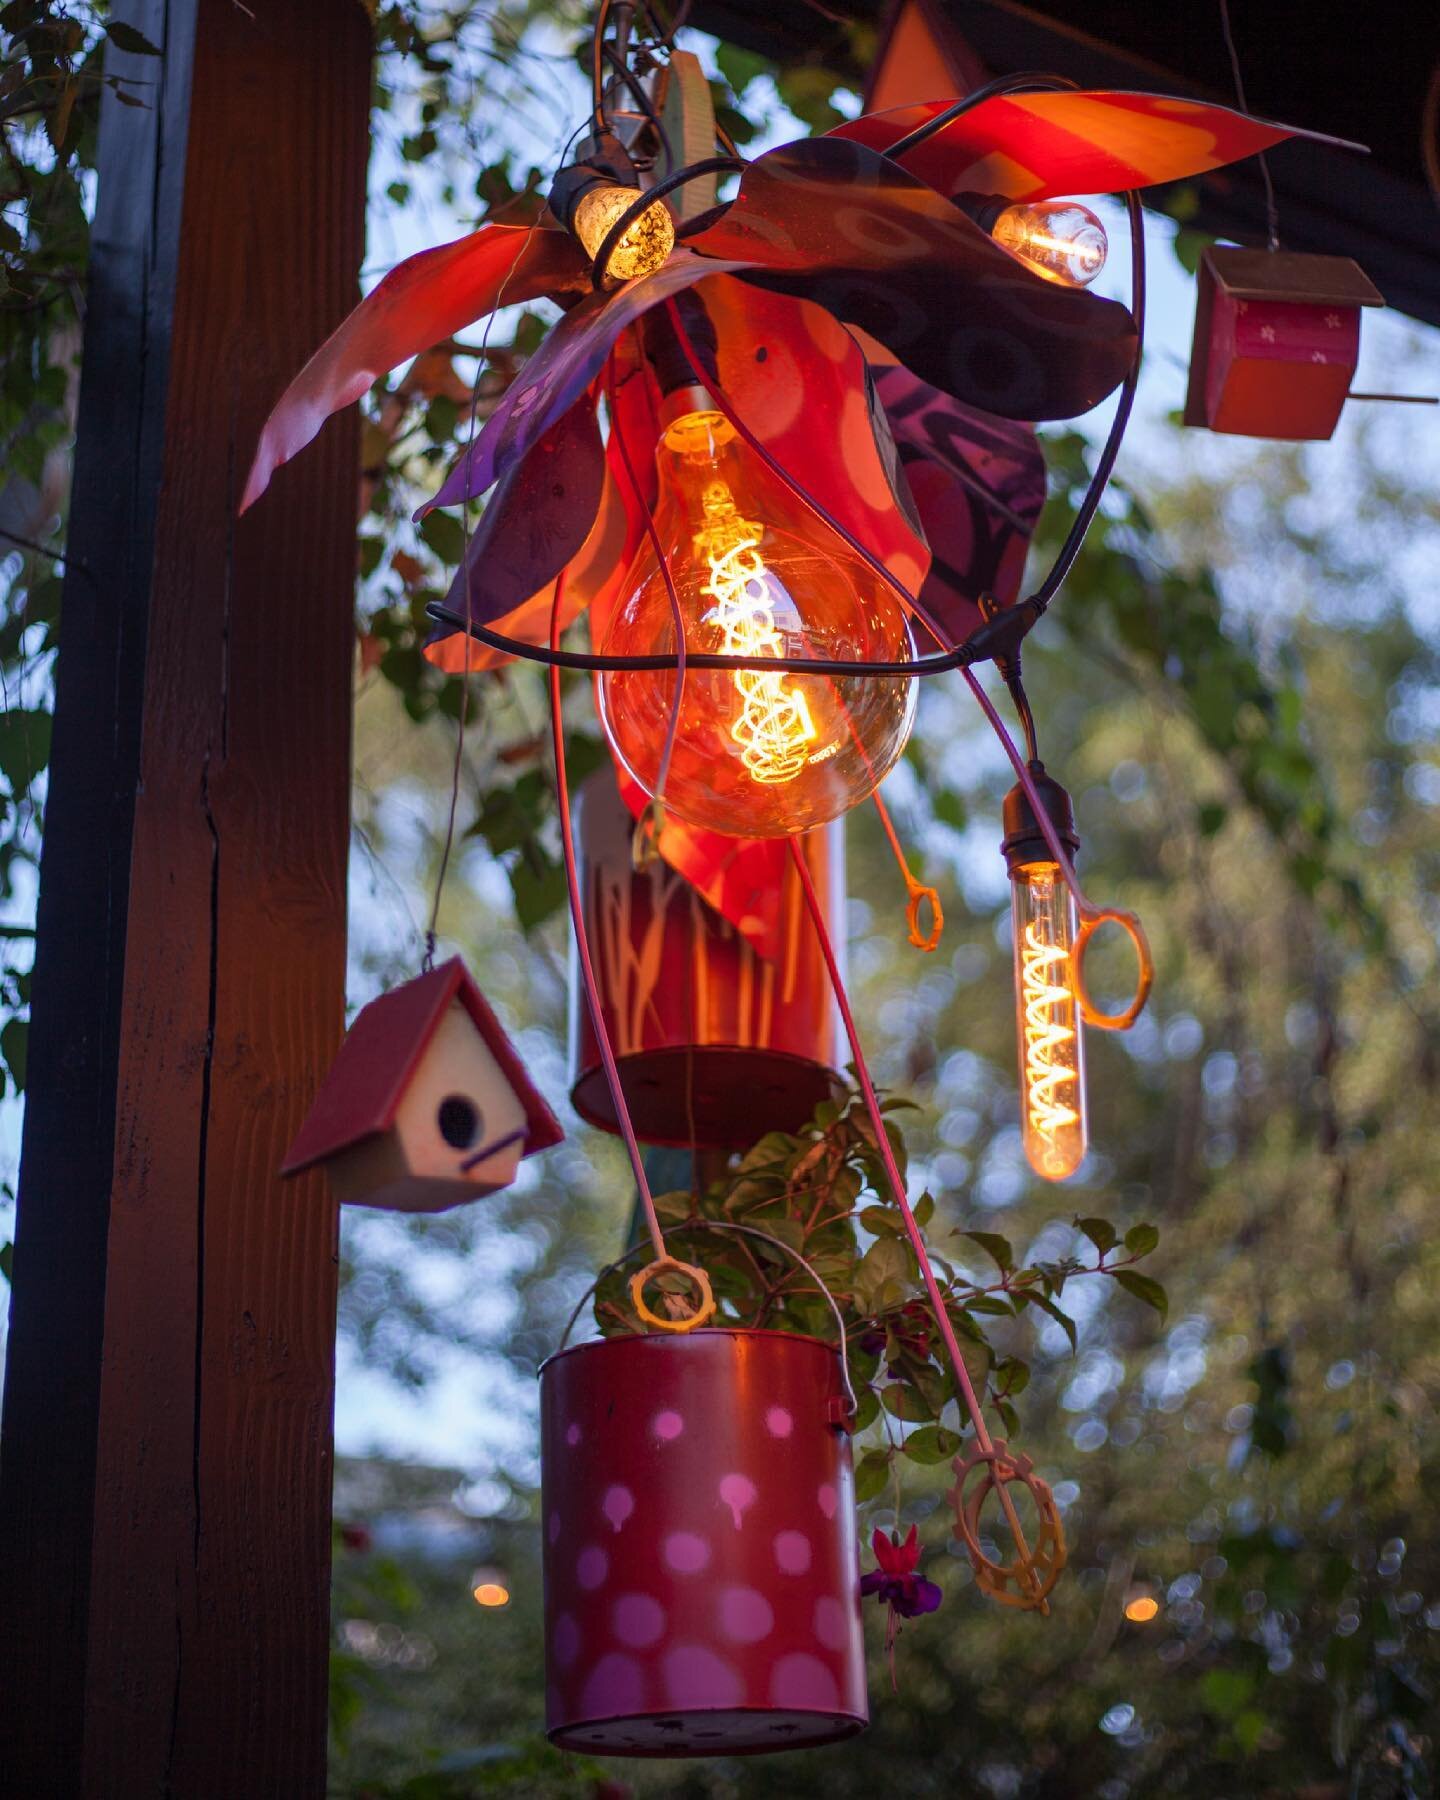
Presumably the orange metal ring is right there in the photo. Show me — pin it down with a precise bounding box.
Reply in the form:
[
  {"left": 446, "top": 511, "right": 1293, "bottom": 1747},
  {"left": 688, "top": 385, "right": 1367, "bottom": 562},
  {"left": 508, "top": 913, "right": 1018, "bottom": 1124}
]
[
  {"left": 905, "top": 881, "right": 944, "bottom": 953},
  {"left": 1071, "top": 907, "right": 1153, "bottom": 1031},
  {"left": 628, "top": 1257, "right": 716, "bottom": 1334}
]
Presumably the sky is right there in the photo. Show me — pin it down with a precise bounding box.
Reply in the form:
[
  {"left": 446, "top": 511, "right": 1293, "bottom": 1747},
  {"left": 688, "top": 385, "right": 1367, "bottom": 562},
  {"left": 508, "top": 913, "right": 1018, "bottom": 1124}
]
[{"left": 0, "top": 14, "right": 1436, "bottom": 1478}]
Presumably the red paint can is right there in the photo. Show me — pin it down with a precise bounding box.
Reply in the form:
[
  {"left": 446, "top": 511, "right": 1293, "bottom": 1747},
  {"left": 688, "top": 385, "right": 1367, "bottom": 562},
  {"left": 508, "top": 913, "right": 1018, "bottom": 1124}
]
[
  {"left": 540, "top": 1329, "right": 868, "bottom": 1755},
  {"left": 568, "top": 767, "right": 844, "bottom": 1149}
]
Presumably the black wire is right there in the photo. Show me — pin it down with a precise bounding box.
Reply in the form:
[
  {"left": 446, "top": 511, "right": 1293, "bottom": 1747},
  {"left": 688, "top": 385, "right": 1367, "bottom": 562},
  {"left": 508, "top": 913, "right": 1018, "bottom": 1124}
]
[
  {"left": 882, "top": 71, "right": 1080, "bottom": 164},
  {"left": 603, "top": 42, "right": 675, "bottom": 173},
  {"left": 590, "top": 154, "right": 746, "bottom": 287},
  {"left": 591, "top": 0, "right": 614, "bottom": 137},
  {"left": 425, "top": 595, "right": 1042, "bottom": 679},
  {"left": 1032, "top": 188, "right": 1146, "bottom": 609}
]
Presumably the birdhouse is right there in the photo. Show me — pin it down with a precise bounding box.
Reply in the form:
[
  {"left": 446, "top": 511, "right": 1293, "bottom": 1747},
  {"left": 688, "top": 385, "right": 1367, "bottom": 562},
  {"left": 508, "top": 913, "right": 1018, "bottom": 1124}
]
[
  {"left": 1184, "top": 246, "right": 1383, "bottom": 441},
  {"left": 282, "top": 958, "right": 562, "bottom": 1212}
]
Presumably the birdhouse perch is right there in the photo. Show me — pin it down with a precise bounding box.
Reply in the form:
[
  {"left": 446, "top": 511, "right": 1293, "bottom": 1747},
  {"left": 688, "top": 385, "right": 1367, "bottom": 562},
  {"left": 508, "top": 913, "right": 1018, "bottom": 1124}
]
[{"left": 283, "top": 958, "right": 562, "bottom": 1212}]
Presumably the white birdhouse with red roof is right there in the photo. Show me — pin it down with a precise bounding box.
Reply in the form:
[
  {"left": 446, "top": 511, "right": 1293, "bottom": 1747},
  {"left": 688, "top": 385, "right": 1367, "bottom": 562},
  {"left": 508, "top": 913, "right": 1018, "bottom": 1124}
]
[{"left": 282, "top": 958, "right": 563, "bottom": 1212}]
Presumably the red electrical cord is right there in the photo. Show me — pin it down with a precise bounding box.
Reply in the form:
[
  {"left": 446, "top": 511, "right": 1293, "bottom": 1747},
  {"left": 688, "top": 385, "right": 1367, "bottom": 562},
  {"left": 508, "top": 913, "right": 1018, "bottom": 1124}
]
[{"left": 549, "top": 573, "right": 667, "bottom": 1263}]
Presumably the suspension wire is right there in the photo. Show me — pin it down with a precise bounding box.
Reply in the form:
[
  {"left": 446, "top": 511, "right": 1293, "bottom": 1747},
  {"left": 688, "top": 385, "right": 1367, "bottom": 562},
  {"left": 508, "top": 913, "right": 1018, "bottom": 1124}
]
[
  {"left": 787, "top": 837, "right": 1042, "bottom": 1592},
  {"left": 1218, "top": 0, "right": 1280, "bottom": 250},
  {"left": 549, "top": 572, "right": 667, "bottom": 1262},
  {"left": 603, "top": 360, "right": 688, "bottom": 847}
]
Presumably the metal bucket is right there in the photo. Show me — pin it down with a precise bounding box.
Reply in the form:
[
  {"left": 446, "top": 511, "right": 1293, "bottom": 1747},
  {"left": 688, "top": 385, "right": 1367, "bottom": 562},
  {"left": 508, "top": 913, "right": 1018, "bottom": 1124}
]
[{"left": 539, "top": 1328, "right": 867, "bottom": 1755}]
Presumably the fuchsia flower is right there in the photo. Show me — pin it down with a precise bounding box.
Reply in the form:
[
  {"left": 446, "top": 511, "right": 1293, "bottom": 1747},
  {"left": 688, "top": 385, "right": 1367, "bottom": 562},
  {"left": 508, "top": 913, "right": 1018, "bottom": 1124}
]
[{"left": 861, "top": 1523, "right": 943, "bottom": 1619}]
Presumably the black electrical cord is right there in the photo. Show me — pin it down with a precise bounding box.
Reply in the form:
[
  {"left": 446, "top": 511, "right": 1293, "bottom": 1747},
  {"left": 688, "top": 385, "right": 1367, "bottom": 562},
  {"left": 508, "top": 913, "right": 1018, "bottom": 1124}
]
[
  {"left": 1032, "top": 186, "right": 1146, "bottom": 610},
  {"left": 881, "top": 70, "right": 1081, "bottom": 163},
  {"left": 602, "top": 42, "right": 675, "bottom": 174},
  {"left": 424, "top": 594, "right": 1043, "bottom": 679}
]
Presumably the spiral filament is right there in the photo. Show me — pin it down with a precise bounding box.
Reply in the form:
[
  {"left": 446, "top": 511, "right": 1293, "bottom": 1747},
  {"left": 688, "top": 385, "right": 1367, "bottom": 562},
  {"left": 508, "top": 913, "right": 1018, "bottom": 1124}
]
[
  {"left": 1012, "top": 864, "right": 1087, "bottom": 1180},
  {"left": 695, "top": 480, "right": 817, "bottom": 785}
]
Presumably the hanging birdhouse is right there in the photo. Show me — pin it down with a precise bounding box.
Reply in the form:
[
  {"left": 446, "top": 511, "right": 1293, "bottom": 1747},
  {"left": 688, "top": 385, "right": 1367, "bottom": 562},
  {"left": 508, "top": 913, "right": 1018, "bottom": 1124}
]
[
  {"left": 282, "top": 958, "right": 562, "bottom": 1212},
  {"left": 540, "top": 1328, "right": 866, "bottom": 1754},
  {"left": 568, "top": 765, "right": 843, "bottom": 1150},
  {"left": 1184, "top": 246, "right": 1383, "bottom": 441}
]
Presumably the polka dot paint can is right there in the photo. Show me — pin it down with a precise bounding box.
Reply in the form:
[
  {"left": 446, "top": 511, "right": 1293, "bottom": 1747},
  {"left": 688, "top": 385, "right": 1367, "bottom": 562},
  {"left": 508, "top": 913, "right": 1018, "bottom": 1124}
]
[{"left": 540, "top": 1328, "right": 867, "bottom": 1755}]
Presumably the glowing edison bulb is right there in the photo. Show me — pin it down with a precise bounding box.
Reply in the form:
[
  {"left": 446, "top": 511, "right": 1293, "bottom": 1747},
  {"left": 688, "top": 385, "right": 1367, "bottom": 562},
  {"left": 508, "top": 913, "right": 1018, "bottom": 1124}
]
[
  {"left": 1012, "top": 861, "right": 1088, "bottom": 1180},
  {"left": 992, "top": 200, "right": 1108, "bottom": 288},
  {"left": 599, "top": 406, "right": 915, "bottom": 838},
  {"left": 572, "top": 183, "right": 675, "bottom": 287}
]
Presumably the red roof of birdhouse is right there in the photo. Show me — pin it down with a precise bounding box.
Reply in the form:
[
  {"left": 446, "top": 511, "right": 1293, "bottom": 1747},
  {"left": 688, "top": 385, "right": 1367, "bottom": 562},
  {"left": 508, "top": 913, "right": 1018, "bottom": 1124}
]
[{"left": 282, "top": 958, "right": 563, "bottom": 1175}]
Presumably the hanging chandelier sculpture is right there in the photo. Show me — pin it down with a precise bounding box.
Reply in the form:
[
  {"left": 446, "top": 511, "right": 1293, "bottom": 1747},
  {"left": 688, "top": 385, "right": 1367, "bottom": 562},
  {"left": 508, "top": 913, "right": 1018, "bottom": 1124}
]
[{"left": 244, "top": 5, "right": 1369, "bottom": 1757}]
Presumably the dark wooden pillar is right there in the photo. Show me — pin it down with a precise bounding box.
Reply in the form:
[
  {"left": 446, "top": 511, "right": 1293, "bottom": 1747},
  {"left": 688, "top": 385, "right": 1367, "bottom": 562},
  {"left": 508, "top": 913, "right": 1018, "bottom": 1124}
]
[{"left": 0, "top": 3, "right": 369, "bottom": 1793}]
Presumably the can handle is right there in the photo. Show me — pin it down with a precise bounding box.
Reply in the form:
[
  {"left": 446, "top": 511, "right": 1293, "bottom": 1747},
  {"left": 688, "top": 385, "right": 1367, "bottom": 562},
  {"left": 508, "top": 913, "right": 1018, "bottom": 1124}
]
[{"left": 558, "top": 1220, "right": 859, "bottom": 1418}]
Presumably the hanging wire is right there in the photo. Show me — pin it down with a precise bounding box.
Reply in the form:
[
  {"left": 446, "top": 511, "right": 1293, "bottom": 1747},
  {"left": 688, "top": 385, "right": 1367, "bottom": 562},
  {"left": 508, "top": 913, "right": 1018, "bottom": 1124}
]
[
  {"left": 786, "top": 837, "right": 1044, "bottom": 1597},
  {"left": 549, "top": 572, "right": 668, "bottom": 1263},
  {"left": 603, "top": 359, "right": 689, "bottom": 858},
  {"left": 1218, "top": 0, "right": 1281, "bottom": 250}
]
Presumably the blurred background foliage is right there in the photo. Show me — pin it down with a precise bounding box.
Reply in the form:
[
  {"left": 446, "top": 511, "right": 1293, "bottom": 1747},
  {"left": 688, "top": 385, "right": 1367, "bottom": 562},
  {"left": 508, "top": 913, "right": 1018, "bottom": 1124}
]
[{"left": 4, "top": 4, "right": 1440, "bottom": 1798}]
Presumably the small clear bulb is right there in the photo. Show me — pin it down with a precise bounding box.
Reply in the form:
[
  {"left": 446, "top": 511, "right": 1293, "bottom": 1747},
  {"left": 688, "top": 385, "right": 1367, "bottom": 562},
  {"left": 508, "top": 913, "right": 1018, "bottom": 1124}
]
[
  {"left": 992, "top": 200, "right": 1108, "bottom": 288},
  {"left": 572, "top": 183, "right": 675, "bottom": 287}
]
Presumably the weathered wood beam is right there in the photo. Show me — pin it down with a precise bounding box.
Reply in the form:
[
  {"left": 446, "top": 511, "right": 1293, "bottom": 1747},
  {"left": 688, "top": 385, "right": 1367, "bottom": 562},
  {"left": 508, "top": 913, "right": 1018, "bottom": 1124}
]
[{"left": 0, "top": 3, "right": 369, "bottom": 1792}]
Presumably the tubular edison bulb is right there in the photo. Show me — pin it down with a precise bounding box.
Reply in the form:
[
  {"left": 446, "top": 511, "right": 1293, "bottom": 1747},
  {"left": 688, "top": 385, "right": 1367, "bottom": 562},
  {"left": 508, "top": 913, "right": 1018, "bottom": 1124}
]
[
  {"left": 1012, "top": 863, "right": 1087, "bottom": 1180},
  {"left": 1003, "top": 770, "right": 1088, "bottom": 1182},
  {"left": 599, "top": 402, "right": 915, "bottom": 838},
  {"left": 992, "top": 200, "right": 1108, "bottom": 288},
  {"left": 572, "top": 182, "right": 676, "bottom": 286}
]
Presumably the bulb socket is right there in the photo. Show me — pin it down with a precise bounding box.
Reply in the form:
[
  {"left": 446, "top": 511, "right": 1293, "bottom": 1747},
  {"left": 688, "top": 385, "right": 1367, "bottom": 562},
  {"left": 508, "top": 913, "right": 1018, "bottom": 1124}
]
[
  {"left": 642, "top": 292, "right": 719, "bottom": 397},
  {"left": 548, "top": 134, "right": 638, "bottom": 235},
  {"left": 1001, "top": 764, "right": 1078, "bottom": 876}
]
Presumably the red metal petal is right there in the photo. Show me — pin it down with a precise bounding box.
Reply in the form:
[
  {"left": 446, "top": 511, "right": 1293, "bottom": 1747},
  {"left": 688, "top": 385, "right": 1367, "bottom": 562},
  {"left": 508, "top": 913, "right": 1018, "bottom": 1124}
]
[
  {"left": 242, "top": 223, "right": 587, "bottom": 511},
  {"left": 832, "top": 90, "right": 1361, "bottom": 203},
  {"left": 871, "top": 359, "right": 1045, "bottom": 646},
  {"left": 701, "top": 275, "right": 930, "bottom": 605},
  {"left": 686, "top": 138, "right": 1136, "bottom": 422},
  {"left": 428, "top": 397, "right": 604, "bottom": 643}
]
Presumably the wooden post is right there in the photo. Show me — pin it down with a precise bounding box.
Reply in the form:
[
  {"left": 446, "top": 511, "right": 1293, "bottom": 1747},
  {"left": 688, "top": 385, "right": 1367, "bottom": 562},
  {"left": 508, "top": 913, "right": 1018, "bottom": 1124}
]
[{"left": 0, "top": 3, "right": 369, "bottom": 1793}]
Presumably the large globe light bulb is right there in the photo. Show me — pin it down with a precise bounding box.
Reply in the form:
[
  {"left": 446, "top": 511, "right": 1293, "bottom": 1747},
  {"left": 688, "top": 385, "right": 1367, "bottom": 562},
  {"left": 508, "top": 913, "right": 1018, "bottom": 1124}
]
[{"left": 599, "top": 404, "right": 916, "bottom": 838}]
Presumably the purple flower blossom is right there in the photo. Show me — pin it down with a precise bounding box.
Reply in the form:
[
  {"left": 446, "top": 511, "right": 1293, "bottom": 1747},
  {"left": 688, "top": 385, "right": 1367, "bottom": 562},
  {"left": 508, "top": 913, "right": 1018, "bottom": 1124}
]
[{"left": 861, "top": 1524, "right": 943, "bottom": 1619}]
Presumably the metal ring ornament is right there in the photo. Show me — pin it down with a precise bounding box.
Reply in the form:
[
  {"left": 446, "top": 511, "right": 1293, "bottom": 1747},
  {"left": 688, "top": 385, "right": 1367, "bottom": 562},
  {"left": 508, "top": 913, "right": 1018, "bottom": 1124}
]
[
  {"left": 905, "top": 881, "right": 943, "bottom": 953},
  {"left": 628, "top": 1255, "right": 717, "bottom": 1333},
  {"left": 949, "top": 1440, "right": 1068, "bottom": 1612},
  {"left": 1071, "top": 906, "right": 1153, "bottom": 1032}
]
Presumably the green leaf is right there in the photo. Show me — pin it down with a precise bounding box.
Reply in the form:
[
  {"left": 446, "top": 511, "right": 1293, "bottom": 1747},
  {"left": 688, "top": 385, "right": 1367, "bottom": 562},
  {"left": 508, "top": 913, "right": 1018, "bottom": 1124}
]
[
  {"left": 0, "top": 708, "right": 51, "bottom": 795},
  {"left": 508, "top": 850, "right": 565, "bottom": 932},
  {"left": 1113, "top": 1268, "right": 1168, "bottom": 1321},
  {"left": 912, "top": 1191, "right": 935, "bottom": 1229},
  {"left": 714, "top": 41, "right": 769, "bottom": 97},
  {"left": 1124, "top": 1222, "right": 1160, "bottom": 1257},
  {"left": 853, "top": 1236, "right": 912, "bottom": 1309},
  {"left": 419, "top": 509, "right": 466, "bottom": 565},
  {"left": 0, "top": 1015, "right": 26, "bottom": 1093},
  {"left": 901, "top": 1424, "right": 961, "bottom": 1465},
  {"left": 105, "top": 19, "right": 163, "bottom": 54},
  {"left": 853, "top": 1448, "right": 891, "bottom": 1503},
  {"left": 961, "top": 1230, "right": 1013, "bottom": 1273},
  {"left": 0, "top": 1240, "right": 12, "bottom": 1285},
  {"left": 859, "top": 1205, "right": 903, "bottom": 1238},
  {"left": 1074, "top": 1216, "right": 1117, "bottom": 1257},
  {"left": 880, "top": 1381, "right": 937, "bottom": 1424},
  {"left": 1019, "top": 1287, "right": 1078, "bottom": 1354}
]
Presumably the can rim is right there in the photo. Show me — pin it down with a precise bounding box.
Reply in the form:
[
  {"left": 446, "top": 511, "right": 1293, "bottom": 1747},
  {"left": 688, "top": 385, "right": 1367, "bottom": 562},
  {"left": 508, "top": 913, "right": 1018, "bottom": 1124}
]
[{"left": 539, "top": 1324, "right": 842, "bottom": 1377}]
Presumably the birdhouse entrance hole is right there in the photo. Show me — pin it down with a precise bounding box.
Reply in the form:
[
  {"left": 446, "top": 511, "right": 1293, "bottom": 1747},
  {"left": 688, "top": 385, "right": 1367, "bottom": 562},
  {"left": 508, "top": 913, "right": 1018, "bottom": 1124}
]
[{"left": 437, "top": 1094, "right": 482, "bottom": 1149}]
